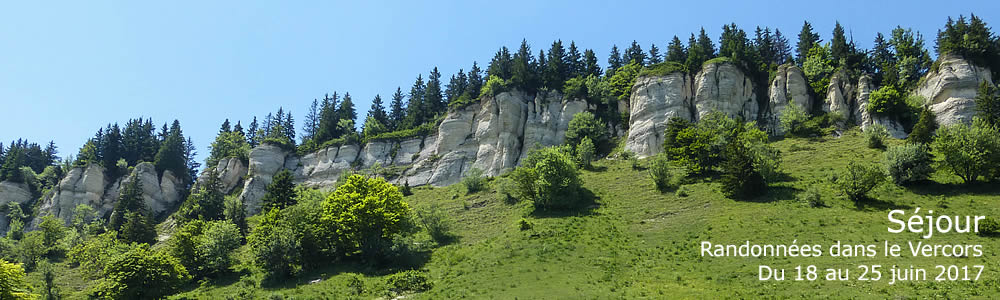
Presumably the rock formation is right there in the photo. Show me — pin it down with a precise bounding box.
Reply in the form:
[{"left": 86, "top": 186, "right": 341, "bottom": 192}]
[
  {"left": 914, "top": 54, "right": 994, "bottom": 126},
  {"left": 765, "top": 64, "right": 812, "bottom": 135},
  {"left": 693, "top": 61, "right": 759, "bottom": 121},
  {"left": 0, "top": 181, "right": 32, "bottom": 234}
]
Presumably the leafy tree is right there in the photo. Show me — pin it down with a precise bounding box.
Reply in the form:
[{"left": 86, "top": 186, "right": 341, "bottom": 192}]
[
  {"left": 526, "top": 147, "right": 583, "bottom": 210},
  {"left": 884, "top": 144, "right": 933, "bottom": 185},
  {"left": 933, "top": 118, "right": 1000, "bottom": 183},
  {"left": 248, "top": 209, "right": 301, "bottom": 279},
  {"left": 565, "top": 111, "right": 609, "bottom": 153},
  {"left": 837, "top": 161, "right": 886, "bottom": 203},
  {"left": 261, "top": 169, "right": 297, "bottom": 211},
  {"left": 416, "top": 205, "right": 454, "bottom": 245},
  {"left": 606, "top": 61, "right": 641, "bottom": 103},
  {"left": 648, "top": 154, "right": 674, "bottom": 193},
  {"left": 779, "top": 102, "right": 811, "bottom": 136},
  {"left": 388, "top": 87, "right": 407, "bottom": 131},
  {"left": 796, "top": 21, "right": 821, "bottom": 65},
  {"left": 802, "top": 43, "right": 835, "bottom": 96},
  {"left": 196, "top": 221, "right": 241, "bottom": 276},
  {"left": 337, "top": 93, "right": 357, "bottom": 131},
  {"left": 362, "top": 116, "right": 388, "bottom": 140},
  {"left": 71, "top": 204, "right": 98, "bottom": 233},
  {"left": 666, "top": 36, "right": 687, "bottom": 63},
  {"left": 0, "top": 259, "right": 34, "bottom": 299},
  {"left": 15, "top": 231, "right": 44, "bottom": 271},
  {"left": 207, "top": 127, "right": 250, "bottom": 167},
  {"left": 38, "top": 215, "right": 66, "bottom": 249},
  {"left": 720, "top": 125, "right": 768, "bottom": 199},
  {"left": 39, "top": 261, "right": 58, "bottom": 300},
  {"left": 321, "top": 174, "right": 411, "bottom": 259},
  {"left": 91, "top": 244, "right": 190, "bottom": 300}
]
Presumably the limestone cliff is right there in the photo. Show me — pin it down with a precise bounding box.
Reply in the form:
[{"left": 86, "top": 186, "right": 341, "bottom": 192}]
[
  {"left": 914, "top": 54, "right": 994, "bottom": 126},
  {"left": 0, "top": 181, "right": 33, "bottom": 234},
  {"left": 221, "top": 90, "right": 588, "bottom": 214},
  {"left": 765, "top": 64, "right": 811, "bottom": 135}
]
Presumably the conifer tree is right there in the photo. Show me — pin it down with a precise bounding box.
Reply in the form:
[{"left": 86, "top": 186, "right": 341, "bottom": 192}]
[
  {"left": 247, "top": 117, "right": 260, "bottom": 147},
  {"left": 583, "top": 49, "right": 601, "bottom": 77},
  {"left": 607, "top": 45, "right": 623, "bottom": 77},
  {"left": 545, "top": 40, "right": 567, "bottom": 90},
  {"left": 425, "top": 67, "right": 445, "bottom": 115},
  {"left": 511, "top": 40, "right": 537, "bottom": 92},
  {"left": 831, "top": 21, "right": 848, "bottom": 64},
  {"left": 796, "top": 21, "right": 821, "bottom": 65},
  {"left": 467, "top": 62, "right": 484, "bottom": 98},
  {"left": 487, "top": 47, "right": 513, "bottom": 80},
  {"left": 697, "top": 27, "right": 716, "bottom": 59},
  {"left": 666, "top": 36, "right": 687, "bottom": 63},
  {"left": 368, "top": 94, "right": 389, "bottom": 126},
  {"left": 405, "top": 75, "right": 426, "bottom": 128},
  {"left": 303, "top": 99, "right": 319, "bottom": 142},
  {"left": 389, "top": 87, "right": 406, "bottom": 131},
  {"left": 648, "top": 43, "right": 662, "bottom": 64},
  {"left": 566, "top": 41, "right": 584, "bottom": 78},
  {"left": 260, "top": 169, "right": 297, "bottom": 211}
]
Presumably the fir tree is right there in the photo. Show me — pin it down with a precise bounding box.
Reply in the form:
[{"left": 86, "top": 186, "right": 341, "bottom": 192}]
[
  {"left": 583, "top": 49, "right": 601, "bottom": 77},
  {"left": 247, "top": 117, "right": 260, "bottom": 147},
  {"left": 487, "top": 46, "right": 513, "bottom": 80},
  {"left": 405, "top": 75, "right": 426, "bottom": 129},
  {"left": 607, "top": 45, "right": 623, "bottom": 77},
  {"left": 566, "top": 41, "right": 584, "bottom": 78},
  {"left": 666, "top": 36, "right": 687, "bottom": 63},
  {"left": 511, "top": 39, "right": 538, "bottom": 92},
  {"left": 648, "top": 43, "right": 662, "bottom": 64},
  {"left": 303, "top": 99, "right": 319, "bottom": 142},
  {"left": 831, "top": 21, "right": 849, "bottom": 65},
  {"left": 467, "top": 62, "right": 484, "bottom": 98},
  {"left": 260, "top": 169, "right": 297, "bottom": 211},
  {"left": 368, "top": 94, "right": 389, "bottom": 126},
  {"left": 425, "top": 67, "right": 445, "bottom": 115},
  {"left": 623, "top": 40, "right": 646, "bottom": 65},
  {"left": 697, "top": 27, "right": 716, "bottom": 58},
  {"left": 389, "top": 87, "right": 406, "bottom": 131},
  {"left": 545, "top": 40, "right": 567, "bottom": 90},
  {"left": 796, "top": 21, "right": 821, "bottom": 65}
]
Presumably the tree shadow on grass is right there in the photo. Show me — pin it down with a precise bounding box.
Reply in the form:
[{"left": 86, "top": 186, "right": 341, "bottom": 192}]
[
  {"left": 907, "top": 180, "right": 1000, "bottom": 197},
  {"left": 853, "top": 197, "right": 912, "bottom": 211},
  {"left": 530, "top": 188, "right": 600, "bottom": 218},
  {"left": 735, "top": 186, "right": 800, "bottom": 203}
]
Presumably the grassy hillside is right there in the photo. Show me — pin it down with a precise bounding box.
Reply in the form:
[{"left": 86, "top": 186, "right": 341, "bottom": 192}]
[{"left": 33, "top": 129, "right": 1000, "bottom": 299}]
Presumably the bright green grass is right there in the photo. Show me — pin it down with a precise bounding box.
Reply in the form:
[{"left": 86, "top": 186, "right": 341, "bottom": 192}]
[{"left": 34, "top": 129, "right": 1000, "bottom": 299}]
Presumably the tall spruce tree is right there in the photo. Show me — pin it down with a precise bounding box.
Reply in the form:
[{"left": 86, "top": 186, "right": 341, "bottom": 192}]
[
  {"left": 405, "top": 75, "right": 426, "bottom": 128},
  {"left": 697, "top": 28, "right": 716, "bottom": 59},
  {"left": 607, "top": 45, "right": 623, "bottom": 77},
  {"left": 583, "top": 49, "right": 601, "bottom": 77},
  {"left": 425, "top": 67, "right": 445, "bottom": 115},
  {"left": 831, "top": 21, "right": 849, "bottom": 65},
  {"left": 566, "top": 41, "right": 584, "bottom": 78},
  {"left": 467, "top": 62, "right": 484, "bottom": 98},
  {"left": 796, "top": 21, "right": 821, "bottom": 66},
  {"left": 303, "top": 99, "right": 319, "bottom": 142},
  {"left": 368, "top": 94, "right": 389, "bottom": 126},
  {"left": 511, "top": 40, "right": 537, "bottom": 93},
  {"left": 389, "top": 87, "right": 406, "bottom": 131},
  {"left": 666, "top": 36, "right": 687, "bottom": 63},
  {"left": 648, "top": 43, "right": 662, "bottom": 64},
  {"left": 488, "top": 47, "right": 513, "bottom": 80},
  {"left": 315, "top": 92, "right": 341, "bottom": 143},
  {"left": 545, "top": 40, "right": 567, "bottom": 90}
]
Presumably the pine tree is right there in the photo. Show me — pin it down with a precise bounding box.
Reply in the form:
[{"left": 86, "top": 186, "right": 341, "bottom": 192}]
[
  {"left": 233, "top": 121, "right": 244, "bottom": 137},
  {"left": 796, "top": 21, "right": 821, "bottom": 66},
  {"left": 623, "top": 41, "right": 646, "bottom": 65},
  {"left": 607, "top": 45, "right": 623, "bottom": 77},
  {"left": 154, "top": 120, "right": 188, "bottom": 181},
  {"left": 908, "top": 106, "right": 938, "bottom": 144},
  {"left": 219, "top": 119, "right": 231, "bottom": 133},
  {"left": 583, "top": 49, "right": 601, "bottom": 77},
  {"left": 666, "top": 36, "right": 687, "bottom": 63},
  {"left": 101, "top": 124, "right": 124, "bottom": 174},
  {"left": 566, "top": 41, "right": 584, "bottom": 78},
  {"left": 511, "top": 40, "right": 537, "bottom": 92},
  {"left": 697, "top": 28, "right": 716, "bottom": 58},
  {"left": 110, "top": 173, "right": 146, "bottom": 231},
  {"left": 283, "top": 111, "right": 295, "bottom": 143},
  {"left": 425, "top": 67, "right": 445, "bottom": 115},
  {"left": 685, "top": 33, "right": 707, "bottom": 73},
  {"left": 405, "top": 75, "right": 426, "bottom": 129},
  {"left": 389, "top": 87, "right": 406, "bottom": 131},
  {"left": 831, "top": 21, "right": 848, "bottom": 65},
  {"left": 975, "top": 81, "right": 1000, "bottom": 127},
  {"left": 467, "top": 62, "right": 484, "bottom": 98},
  {"left": 487, "top": 47, "right": 513, "bottom": 80},
  {"left": 260, "top": 169, "right": 297, "bottom": 211},
  {"left": 545, "top": 40, "right": 567, "bottom": 90},
  {"left": 247, "top": 117, "right": 260, "bottom": 147},
  {"left": 338, "top": 93, "right": 357, "bottom": 130},
  {"left": 303, "top": 99, "right": 319, "bottom": 142},
  {"left": 368, "top": 94, "right": 389, "bottom": 126},
  {"left": 185, "top": 137, "right": 200, "bottom": 183},
  {"left": 648, "top": 43, "right": 662, "bottom": 64},
  {"left": 445, "top": 69, "right": 468, "bottom": 103},
  {"left": 315, "top": 92, "right": 341, "bottom": 143},
  {"left": 773, "top": 29, "right": 792, "bottom": 65}
]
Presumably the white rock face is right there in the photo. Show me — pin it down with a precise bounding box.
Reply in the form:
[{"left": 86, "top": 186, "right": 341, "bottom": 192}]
[
  {"left": 522, "top": 91, "right": 588, "bottom": 160},
  {"left": 214, "top": 157, "right": 247, "bottom": 194},
  {"left": 238, "top": 144, "right": 289, "bottom": 214},
  {"left": 766, "top": 64, "right": 812, "bottom": 135},
  {"left": 915, "top": 55, "right": 993, "bottom": 126},
  {"left": 855, "top": 75, "right": 907, "bottom": 138},
  {"left": 38, "top": 165, "right": 109, "bottom": 224},
  {"left": 824, "top": 69, "right": 855, "bottom": 119},
  {"left": 119, "top": 163, "right": 184, "bottom": 217},
  {"left": 693, "top": 61, "right": 758, "bottom": 121},
  {"left": 625, "top": 73, "right": 694, "bottom": 157},
  {"left": 0, "top": 181, "right": 32, "bottom": 234}
]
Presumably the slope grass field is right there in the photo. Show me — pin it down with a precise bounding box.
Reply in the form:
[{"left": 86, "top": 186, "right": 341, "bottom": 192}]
[{"left": 40, "top": 129, "right": 1000, "bottom": 299}]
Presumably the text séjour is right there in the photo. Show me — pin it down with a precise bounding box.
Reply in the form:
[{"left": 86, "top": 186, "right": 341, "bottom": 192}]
[{"left": 888, "top": 208, "right": 985, "bottom": 239}]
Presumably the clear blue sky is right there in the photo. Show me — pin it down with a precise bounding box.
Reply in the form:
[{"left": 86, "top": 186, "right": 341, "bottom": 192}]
[{"left": 1, "top": 0, "right": 997, "bottom": 166}]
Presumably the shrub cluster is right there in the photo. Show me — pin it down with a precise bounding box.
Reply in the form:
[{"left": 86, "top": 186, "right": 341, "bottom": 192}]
[
  {"left": 883, "top": 144, "right": 933, "bottom": 185},
  {"left": 506, "top": 146, "right": 585, "bottom": 210}
]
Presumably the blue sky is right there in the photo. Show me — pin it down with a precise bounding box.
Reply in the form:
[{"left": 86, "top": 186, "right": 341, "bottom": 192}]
[{"left": 1, "top": 0, "right": 997, "bottom": 166}]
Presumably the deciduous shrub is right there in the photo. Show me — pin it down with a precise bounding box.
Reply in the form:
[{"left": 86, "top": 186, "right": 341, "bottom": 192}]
[
  {"left": 779, "top": 102, "right": 811, "bottom": 136},
  {"left": 864, "top": 124, "right": 890, "bottom": 149},
  {"left": 385, "top": 270, "right": 431, "bottom": 294},
  {"left": 648, "top": 154, "right": 674, "bottom": 193},
  {"left": 566, "top": 111, "right": 609, "bottom": 153},
  {"left": 720, "top": 126, "right": 768, "bottom": 199},
  {"left": 884, "top": 144, "right": 933, "bottom": 185},
  {"left": 90, "top": 244, "right": 190, "bottom": 300},
  {"left": 528, "top": 147, "right": 583, "bottom": 210},
  {"left": 837, "top": 161, "right": 886, "bottom": 203},
  {"left": 932, "top": 118, "right": 1000, "bottom": 183},
  {"left": 417, "top": 205, "right": 455, "bottom": 245},
  {"left": 576, "top": 136, "right": 596, "bottom": 168},
  {"left": 461, "top": 168, "right": 487, "bottom": 194},
  {"left": 322, "top": 174, "right": 412, "bottom": 259},
  {"left": 248, "top": 209, "right": 302, "bottom": 279}
]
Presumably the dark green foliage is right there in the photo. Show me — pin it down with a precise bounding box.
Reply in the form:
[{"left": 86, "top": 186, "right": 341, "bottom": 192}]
[
  {"left": 39, "top": 261, "right": 59, "bottom": 300},
  {"left": 889, "top": 26, "right": 933, "bottom": 89},
  {"left": 109, "top": 173, "right": 146, "bottom": 231},
  {"left": 575, "top": 136, "right": 596, "bottom": 168},
  {"left": 315, "top": 92, "right": 342, "bottom": 144},
  {"left": 0, "top": 139, "right": 57, "bottom": 182},
  {"left": 388, "top": 88, "right": 407, "bottom": 131},
  {"left": 583, "top": 49, "right": 601, "bottom": 77},
  {"left": 119, "top": 211, "right": 157, "bottom": 245},
  {"left": 511, "top": 40, "right": 539, "bottom": 93},
  {"left": 261, "top": 170, "right": 297, "bottom": 211},
  {"left": 665, "top": 36, "right": 687, "bottom": 63},
  {"left": 565, "top": 111, "right": 609, "bottom": 154},
  {"left": 837, "top": 161, "right": 886, "bottom": 203},
  {"left": 647, "top": 43, "right": 662, "bottom": 64},
  {"left": 461, "top": 168, "right": 487, "bottom": 194},
  {"left": 936, "top": 14, "right": 1000, "bottom": 75},
  {"left": 90, "top": 244, "right": 190, "bottom": 300},
  {"left": 521, "top": 147, "right": 583, "bottom": 210},
  {"left": 154, "top": 120, "right": 190, "bottom": 181},
  {"left": 884, "top": 144, "right": 933, "bottom": 185},
  {"left": 38, "top": 215, "right": 66, "bottom": 250},
  {"left": 424, "top": 68, "right": 445, "bottom": 116},
  {"left": 975, "top": 81, "right": 1000, "bottom": 127},
  {"left": 223, "top": 195, "right": 248, "bottom": 237},
  {"left": 488, "top": 46, "right": 513, "bottom": 80},
  {"left": 978, "top": 218, "right": 1000, "bottom": 236},
  {"left": 831, "top": 22, "right": 849, "bottom": 64},
  {"left": 908, "top": 106, "right": 938, "bottom": 144},
  {"left": 638, "top": 61, "right": 686, "bottom": 77},
  {"left": 606, "top": 45, "right": 623, "bottom": 77},
  {"left": 248, "top": 209, "right": 302, "bottom": 279},
  {"left": 208, "top": 124, "right": 250, "bottom": 167},
  {"left": 15, "top": 231, "right": 44, "bottom": 271},
  {"left": 796, "top": 21, "right": 821, "bottom": 65},
  {"left": 179, "top": 168, "right": 226, "bottom": 221},
  {"left": 720, "top": 133, "right": 767, "bottom": 200},
  {"left": 662, "top": 117, "right": 693, "bottom": 150},
  {"left": 664, "top": 113, "right": 738, "bottom": 174}
]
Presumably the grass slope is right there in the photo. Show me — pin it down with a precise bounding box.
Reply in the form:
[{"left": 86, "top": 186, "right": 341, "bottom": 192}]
[{"left": 34, "top": 129, "right": 1000, "bottom": 298}]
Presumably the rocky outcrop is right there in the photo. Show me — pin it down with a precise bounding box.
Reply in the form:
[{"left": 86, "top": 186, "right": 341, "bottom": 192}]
[
  {"left": 35, "top": 162, "right": 185, "bottom": 226},
  {"left": 625, "top": 72, "right": 693, "bottom": 157},
  {"left": 823, "top": 69, "right": 855, "bottom": 119},
  {"left": 237, "top": 144, "right": 290, "bottom": 215},
  {"left": 765, "top": 64, "right": 812, "bottom": 135},
  {"left": 693, "top": 61, "right": 758, "bottom": 120},
  {"left": 855, "top": 75, "right": 907, "bottom": 138},
  {"left": 212, "top": 157, "right": 247, "bottom": 194},
  {"left": 0, "top": 181, "right": 32, "bottom": 234},
  {"left": 915, "top": 55, "right": 993, "bottom": 126}
]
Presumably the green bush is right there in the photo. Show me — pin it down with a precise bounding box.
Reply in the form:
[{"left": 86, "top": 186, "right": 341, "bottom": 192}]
[
  {"left": 867, "top": 85, "right": 906, "bottom": 116},
  {"left": 977, "top": 217, "right": 1000, "bottom": 237},
  {"left": 322, "top": 174, "right": 412, "bottom": 260},
  {"left": 196, "top": 221, "right": 242, "bottom": 276},
  {"left": 664, "top": 112, "right": 739, "bottom": 174},
  {"left": 648, "top": 154, "right": 674, "bottom": 193},
  {"left": 562, "top": 76, "right": 588, "bottom": 99},
  {"left": 248, "top": 209, "right": 302, "bottom": 279},
  {"left": 90, "top": 244, "right": 190, "bottom": 300},
  {"left": 864, "top": 124, "right": 890, "bottom": 149},
  {"left": 14, "top": 232, "right": 44, "bottom": 271},
  {"left": 778, "top": 102, "right": 811, "bottom": 136},
  {"left": 884, "top": 144, "right": 933, "bottom": 185},
  {"left": 675, "top": 185, "right": 690, "bottom": 197},
  {"left": 385, "top": 270, "right": 431, "bottom": 294},
  {"left": 461, "top": 168, "right": 488, "bottom": 194},
  {"left": 908, "top": 106, "right": 938, "bottom": 144},
  {"left": 797, "top": 186, "right": 826, "bottom": 208},
  {"left": 575, "top": 136, "right": 596, "bottom": 168},
  {"left": 639, "top": 61, "right": 686, "bottom": 77},
  {"left": 480, "top": 75, "right": 509, "bottom": 98},
  {"left": 566, "top": 111, "right": 609, "bottom": 154},
  {"left": 837, "top": 161, "right": 886, "bottom": 203},
  {"left": 720, "top": 126, "right": 768, "bottom": 199},
  {"left": 0, "top": 258, "right": 33, "bottom": 300},
  {"left": 932, "top": 118, "right": 1000, "bottom": 183},
  {"left": 527, "top": 147, "right": 584, "bottom": 210}
]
